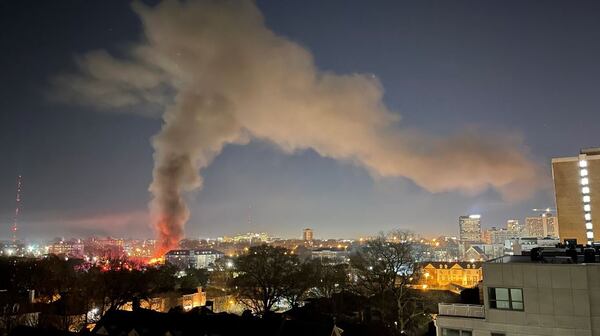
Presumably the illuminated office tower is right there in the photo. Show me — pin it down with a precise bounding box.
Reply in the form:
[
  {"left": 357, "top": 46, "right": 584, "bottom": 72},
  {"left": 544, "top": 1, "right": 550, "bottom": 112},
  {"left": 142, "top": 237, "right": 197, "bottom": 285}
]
[
  {"left": 459, "top": 215, "right": 482, "bottom": 243},
  {"left": 506, "top": 219, "right": 522, "bottom": 236},
  {"left": 524, "top": 212, "right": 557, "bottom": 238},
  {"left": 552, "top": 148, "right": 600, "bottom": 244},
  {"left": 303, "top": 228, "right": 314, "bottom": 241}
]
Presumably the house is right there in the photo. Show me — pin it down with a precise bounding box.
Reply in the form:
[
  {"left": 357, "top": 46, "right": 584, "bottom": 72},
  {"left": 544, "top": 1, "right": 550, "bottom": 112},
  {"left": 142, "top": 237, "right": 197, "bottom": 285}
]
[{"left": 419, "top": 262, "right": 483, "bottom": 291}]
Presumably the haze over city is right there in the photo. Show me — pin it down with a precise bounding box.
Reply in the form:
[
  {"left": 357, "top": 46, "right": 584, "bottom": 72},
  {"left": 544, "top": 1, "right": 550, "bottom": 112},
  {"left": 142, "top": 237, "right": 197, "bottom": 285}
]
[{"left": 2, "top": 0, "right": 600, "bottom": 243}]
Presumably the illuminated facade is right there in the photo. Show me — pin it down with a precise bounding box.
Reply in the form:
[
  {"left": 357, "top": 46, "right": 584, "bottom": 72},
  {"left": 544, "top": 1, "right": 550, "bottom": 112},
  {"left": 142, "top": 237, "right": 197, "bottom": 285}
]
[
  {"left": 459, "top": 215, "right": 482, "bottom": 243},
  {"left": 525, "top": 212, "right": 558, "bottom": 238},
  {"left": 165, "top": 249, "right": 224, "bottom": 269},
  {"left": 46, "top": 240, "right": 84, "bottom": 258},
  {"left": 303, "top": 228, "right": 314, "bottom": 241},
  {"left": 552, "top": 148, "right": 600, "bottom": 244},
  {"left": 506, "top": 219, "right": 522, "bottom": 236},
  {"left": 420, "top": 262, "right": 483, "bottom": 290}
]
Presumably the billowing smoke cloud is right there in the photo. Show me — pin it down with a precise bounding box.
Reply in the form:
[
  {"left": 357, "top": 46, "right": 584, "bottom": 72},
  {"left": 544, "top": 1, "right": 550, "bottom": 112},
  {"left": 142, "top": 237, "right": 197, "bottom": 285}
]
[{"left": 53, "top": 0, "right": 544, "bottom": 254}]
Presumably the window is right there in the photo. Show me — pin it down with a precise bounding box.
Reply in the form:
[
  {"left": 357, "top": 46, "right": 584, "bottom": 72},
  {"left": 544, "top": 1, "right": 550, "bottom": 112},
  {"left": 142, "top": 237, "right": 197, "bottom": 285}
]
[
  {"left": 441, "top": 329, "right": 472, "bottom": 336},
  {"left": 488, "top": 287, "right": 524, "bottom": 311},
  {"left": 491, "top": 333, "right": 506, "bottom": 336}
]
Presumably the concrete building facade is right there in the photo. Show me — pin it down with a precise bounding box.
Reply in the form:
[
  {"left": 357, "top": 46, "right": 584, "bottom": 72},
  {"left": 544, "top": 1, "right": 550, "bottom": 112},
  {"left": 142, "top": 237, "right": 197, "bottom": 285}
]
[
  {"left": 552, "top": 148, "right": 600, "bottom": 244},
  {"left": 436, "top": 254, "right": 600, "bottom": 335}
]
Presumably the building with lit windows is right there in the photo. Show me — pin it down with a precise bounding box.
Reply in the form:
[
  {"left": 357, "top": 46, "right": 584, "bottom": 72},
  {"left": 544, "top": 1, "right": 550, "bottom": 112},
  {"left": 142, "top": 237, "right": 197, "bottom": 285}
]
[
  {"left": 419, "top": 262, "right": 482, "bottom": 291},
  {"left": 310, "top": 247, "right": 349, "bottom": 264},
  {"left": 506, "top": 219, "right": 522, "bottom": 236},
  {"left": 46, "top": 239, "right": 84, "bottom": 258},
  {"left": 525, "top": 212, "right": 558, "bottom": 238},
  {"left": 552, "top": 148, "right": 600, "bottom": 244},
  {"left": 303, "top": 228, "right": 314, "bottom": 241},
  {"left": 459, "top": 215, "right": 482, "bottom": 243},
  {"left": 436, "top": 248, "right": 600, "bottom": 335},
  {"left": 165, "top": 249, "right": 224, "bottom": 270}
]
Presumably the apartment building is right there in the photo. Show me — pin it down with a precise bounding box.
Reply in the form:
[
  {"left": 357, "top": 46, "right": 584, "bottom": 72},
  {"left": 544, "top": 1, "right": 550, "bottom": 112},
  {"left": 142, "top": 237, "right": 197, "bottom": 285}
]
[{"left": 436, "top": 248, "right": 600, "bottom": 335}]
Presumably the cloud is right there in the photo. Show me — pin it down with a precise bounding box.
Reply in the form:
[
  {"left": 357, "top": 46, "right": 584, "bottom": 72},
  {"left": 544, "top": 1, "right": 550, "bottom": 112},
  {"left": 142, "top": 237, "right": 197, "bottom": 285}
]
[{"left": 52, "top": 0, "right": 546, "bottom": 251}]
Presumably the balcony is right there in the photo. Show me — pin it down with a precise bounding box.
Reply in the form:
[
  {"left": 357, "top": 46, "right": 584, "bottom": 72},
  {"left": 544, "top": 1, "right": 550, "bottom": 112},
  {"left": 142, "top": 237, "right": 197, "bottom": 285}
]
[{"left": 438, "top": 303, "right": 485, "bottom": 318}]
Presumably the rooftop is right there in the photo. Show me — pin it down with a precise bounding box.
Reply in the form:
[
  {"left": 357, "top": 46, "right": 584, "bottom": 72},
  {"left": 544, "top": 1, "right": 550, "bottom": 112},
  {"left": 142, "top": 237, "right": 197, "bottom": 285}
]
[
  {"left": 489, "top": 247, "right": 600, "bottom": 264},
  {"left": 581, "top": 147, "right": 600, "bottom": 155}
]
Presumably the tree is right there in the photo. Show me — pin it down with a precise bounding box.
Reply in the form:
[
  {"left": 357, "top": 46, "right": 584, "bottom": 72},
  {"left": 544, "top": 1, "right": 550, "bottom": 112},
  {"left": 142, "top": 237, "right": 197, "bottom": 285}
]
[
  {"left": 309, "top": 261, "right": 350, "bottom": 299},
  {"left": 351, "top": 231, "right": 424, "bottom": 333},
  {"left": 178, "top": 268, "right": 209, "bottom": 291},
  {"left": 281, "top": 260, "right": 317, "bottom": 309},
  {"left": 230, "top": 245, "right": 298, "bottom": 315}
]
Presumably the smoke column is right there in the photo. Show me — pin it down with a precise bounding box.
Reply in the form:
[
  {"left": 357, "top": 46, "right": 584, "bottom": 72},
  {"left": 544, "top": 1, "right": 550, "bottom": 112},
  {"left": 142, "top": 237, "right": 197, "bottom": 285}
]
[{"left": 53, "top": 0, "right": 545, "bottom": 254}]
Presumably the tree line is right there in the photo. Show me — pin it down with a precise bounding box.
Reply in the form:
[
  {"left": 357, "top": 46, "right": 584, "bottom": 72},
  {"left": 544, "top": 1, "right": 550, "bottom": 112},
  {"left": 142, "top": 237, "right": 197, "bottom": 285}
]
[{"left": 0, "top": 231, "right": 443, "bottom": 335}]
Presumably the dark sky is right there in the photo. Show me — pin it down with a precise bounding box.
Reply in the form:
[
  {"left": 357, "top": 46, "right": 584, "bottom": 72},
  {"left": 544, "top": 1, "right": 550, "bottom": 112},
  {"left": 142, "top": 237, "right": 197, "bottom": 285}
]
[{"left": 1, "top": 0, "right": 599, "bottom": 241}]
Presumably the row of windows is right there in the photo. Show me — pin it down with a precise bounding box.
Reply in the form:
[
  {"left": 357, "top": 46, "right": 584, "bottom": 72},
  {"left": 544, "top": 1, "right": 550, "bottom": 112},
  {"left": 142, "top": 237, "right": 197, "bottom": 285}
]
[{"left": 442, "top": 329, "right": 505, "bottom": 336}]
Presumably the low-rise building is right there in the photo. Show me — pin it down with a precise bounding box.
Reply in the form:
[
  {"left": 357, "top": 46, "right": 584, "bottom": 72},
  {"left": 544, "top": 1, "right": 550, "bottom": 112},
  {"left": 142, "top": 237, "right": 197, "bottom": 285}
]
[
  {"left": 310, "top": 247, "right": 349, "bottom": 264},
  {"left": 165, "top": 249, "right": 224, "bottom": 270},
  {"left": 420, "top": 262, "right": 483, "bottom": 291}
]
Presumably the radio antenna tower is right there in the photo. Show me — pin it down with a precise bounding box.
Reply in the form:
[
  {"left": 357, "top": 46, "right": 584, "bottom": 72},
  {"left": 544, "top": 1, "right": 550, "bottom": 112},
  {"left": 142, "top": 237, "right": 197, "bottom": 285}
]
[{"left": 12, "top": 175, "right": 22, "bottom": 243}]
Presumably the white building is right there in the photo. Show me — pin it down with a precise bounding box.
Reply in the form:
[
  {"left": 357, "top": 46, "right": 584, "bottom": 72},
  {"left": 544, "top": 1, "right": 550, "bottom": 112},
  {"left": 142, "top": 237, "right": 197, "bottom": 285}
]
[
  {"left": 165, "top": 249, "right": 224, "bottom": 270},
  {"left": 436, "top": 250, "right": 600, "bottom": 335},
  {"left": 310, "top": 247, "right": 349, "bottom": 264}
]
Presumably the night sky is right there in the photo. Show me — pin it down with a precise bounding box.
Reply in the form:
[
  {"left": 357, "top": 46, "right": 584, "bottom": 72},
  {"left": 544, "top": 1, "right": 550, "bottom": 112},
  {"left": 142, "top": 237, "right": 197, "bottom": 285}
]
[{"left": 1, "top": 0, "right": 600, "bottom": 241}]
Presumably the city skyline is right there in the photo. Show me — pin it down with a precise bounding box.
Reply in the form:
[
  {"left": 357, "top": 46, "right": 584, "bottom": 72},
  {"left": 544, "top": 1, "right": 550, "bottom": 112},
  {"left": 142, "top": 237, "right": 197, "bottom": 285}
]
[{"left": 2, "top": 1, "right": 600, "bottom": 242}]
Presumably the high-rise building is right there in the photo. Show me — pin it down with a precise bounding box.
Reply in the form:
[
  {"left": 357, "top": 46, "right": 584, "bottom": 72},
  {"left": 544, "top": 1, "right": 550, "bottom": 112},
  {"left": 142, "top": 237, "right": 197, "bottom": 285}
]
[
  {"left": 303, "top": 228, "right": 314, "bottom": 241},
  {"left": 524, "top": 216, "right": 544, "bottom": 237},
  {"left": 542, "top": 212, "right": 558, "bottom": 237},
  {"left": 552, "top": 148, "right": 600, "bottom": 244},
  {"left": 459, "top": 215, "right": 482, "bottom": 243},
  {"left": 489, "top": 227, "right": 514, "bottom": 245},
  {"left": 524, "top": 212, "right": 558, "bottom": 238},
  {"left": 506, "top": 219, "right": 522, "bottom": 236}
]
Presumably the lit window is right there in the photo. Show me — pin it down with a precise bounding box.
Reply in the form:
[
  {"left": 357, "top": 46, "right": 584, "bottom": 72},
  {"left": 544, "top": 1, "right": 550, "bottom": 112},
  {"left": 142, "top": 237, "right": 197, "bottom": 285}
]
[
  {"left": 584, "top": 204, "right": 591, "bottom": 212},
  {"left": 582, "top": 178, "right": 590, "bottom": 185},
  {"left": 584, "top": 196, "right": 592, "bottom": 203},
  {"left": 583, "top": 187, "right": 591, "bottom": 194},
  {"left": 488, "top": 287, "right": 524, "bottom": 311},
  {"left": 586, "top": 222, "right": 593, "bottom": 230},
  {"left": 587, "top": 232, "right": 594, "bottom": 239},
  {"left": 580, "top": 160, "right": 588, "bottom": 168},
  {"left": 581, "top": 169, "right": 589, "bottom": 177},
  {"left": 585, "top": 213, "right": 592, "bottom": 221}
]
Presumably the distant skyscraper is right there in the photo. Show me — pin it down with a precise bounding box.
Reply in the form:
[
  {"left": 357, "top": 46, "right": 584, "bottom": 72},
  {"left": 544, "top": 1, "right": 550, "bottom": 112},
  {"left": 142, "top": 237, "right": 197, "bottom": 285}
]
[
  {"left": 303, "top": 228, "right": 314, "bottom": 241},
  {"left": 489, "top": 227, "right": 514, "bottom": 245},
  {"left": 506, "top": 219, "right": 522, "bottom": 236},
  {"left": 552, "top": 148, "right": 600, "bottom": 244},
  {"left": 525, "top": 216, "right": 545, "bottom": 238},
  {"left": 459, "top": 215, "right": 482, "bottom": 243},
  {"left": 524, "top": 212, "right": 557, "bottom": 238}
]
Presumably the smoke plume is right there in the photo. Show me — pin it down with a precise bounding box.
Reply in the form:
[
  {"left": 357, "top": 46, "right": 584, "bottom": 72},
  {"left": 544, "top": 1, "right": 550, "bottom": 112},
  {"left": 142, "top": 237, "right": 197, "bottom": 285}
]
[{"left": 53, "top": 0, "right": 544, "bottom": 254}]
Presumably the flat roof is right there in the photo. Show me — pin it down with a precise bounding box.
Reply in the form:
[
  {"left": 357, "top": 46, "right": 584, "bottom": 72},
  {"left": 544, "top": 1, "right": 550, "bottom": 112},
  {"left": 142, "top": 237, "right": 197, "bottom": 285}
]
[{"left": 581, "top": 147, "right": 600, "bottom": 155}]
